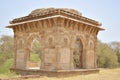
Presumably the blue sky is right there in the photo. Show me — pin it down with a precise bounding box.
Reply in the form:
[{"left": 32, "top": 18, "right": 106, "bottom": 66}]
[{"left": 0, "top": 0, "right": 120, "bottom": 43}]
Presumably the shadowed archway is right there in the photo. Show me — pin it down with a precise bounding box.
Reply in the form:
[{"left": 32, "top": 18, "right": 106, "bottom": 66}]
[{"left": 73, "top": 38, "right": 83, "bottom": 69}]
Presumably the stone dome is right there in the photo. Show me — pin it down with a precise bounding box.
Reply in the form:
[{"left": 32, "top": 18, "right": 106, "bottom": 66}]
[{"left": 29, "top": 8, "right": 82, "bottom": 16}]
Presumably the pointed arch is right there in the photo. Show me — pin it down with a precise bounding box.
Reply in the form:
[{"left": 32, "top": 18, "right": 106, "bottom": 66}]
[
  {"left": 73, "top": 37, "right": 83, "bottom": 69},
  {"left": 26, "top": 34, "right": 42, "bottom": 69}
]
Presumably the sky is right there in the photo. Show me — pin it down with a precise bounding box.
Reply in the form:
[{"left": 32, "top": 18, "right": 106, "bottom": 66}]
[{"left": 0, "top": 0, "right": 120, "bottom": 43}]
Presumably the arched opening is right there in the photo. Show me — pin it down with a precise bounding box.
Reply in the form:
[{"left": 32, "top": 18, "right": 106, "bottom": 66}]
[
  {"left": 28, "top": 39, "right": 41, "bottom": 69},
  {"left": 73, "top": 38, "right": 83, "bottom": 69}
]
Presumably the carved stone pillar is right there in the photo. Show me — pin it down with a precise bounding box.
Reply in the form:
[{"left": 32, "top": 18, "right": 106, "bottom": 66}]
[{"left": 70, "top": 48, "right": 74, "bottom": 69}]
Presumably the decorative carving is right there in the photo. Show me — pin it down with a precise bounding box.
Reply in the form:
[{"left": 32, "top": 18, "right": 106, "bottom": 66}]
[
  {"left": 17, "top": 39, "right": 24, "bottom": 49},
  {"left": 47, "top": 36, "right": 55, "bottom": 48},
  {"left": 88, "top": 40, "right": 94, "bottom": 50}
]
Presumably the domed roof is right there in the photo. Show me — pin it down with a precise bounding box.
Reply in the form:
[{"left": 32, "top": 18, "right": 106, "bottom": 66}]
[{"left": 29, "top": 8, "right": 82, "bottom": 16}]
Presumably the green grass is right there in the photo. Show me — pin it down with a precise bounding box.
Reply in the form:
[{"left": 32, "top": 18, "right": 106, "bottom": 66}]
[
  {"left": 30, "top": 53, "right": 41, "bottom": 62},
  {"left": 0, "top": 58, "right": 17, "bottom": 78}
]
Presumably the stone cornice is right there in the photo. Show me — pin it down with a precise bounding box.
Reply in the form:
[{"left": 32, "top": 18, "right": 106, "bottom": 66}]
[{"left": 7, "top": 15, "right": 104, "bottom": 30}]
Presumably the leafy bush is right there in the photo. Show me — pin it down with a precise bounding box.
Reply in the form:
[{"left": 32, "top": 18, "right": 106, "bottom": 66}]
[{"left": 0, "top": 58, "right": 16, "bottom": 75}]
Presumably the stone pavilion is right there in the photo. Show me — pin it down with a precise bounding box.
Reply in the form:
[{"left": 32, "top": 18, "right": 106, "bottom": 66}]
[{"left": 7, "top": 8, "right": 104, "bottom": 76}]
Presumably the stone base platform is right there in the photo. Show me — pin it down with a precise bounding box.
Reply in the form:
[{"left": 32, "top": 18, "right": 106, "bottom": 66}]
[{"left": 11, "top": 68, "right": 99, "bottom": 77}]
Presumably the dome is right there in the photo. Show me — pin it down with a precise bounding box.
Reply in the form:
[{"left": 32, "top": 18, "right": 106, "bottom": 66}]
[{"left": 29, "top": 8, "right": 82, "bottom": 16}]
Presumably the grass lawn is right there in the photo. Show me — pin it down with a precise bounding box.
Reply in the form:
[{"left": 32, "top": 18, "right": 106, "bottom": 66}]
[{"left": 0, "top": 68, "right": 120, "bottom": 80}]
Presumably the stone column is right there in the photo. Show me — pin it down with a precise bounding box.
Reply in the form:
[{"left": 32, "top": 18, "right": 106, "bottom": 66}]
[
  {"left": 40, "top": 47, "right": 45, "bottom": 70},
  {"left": 70, "top": 47, "right": 74, "bottom": 69},
  {"left": 15, "top": 49, "right": 26, "bottom": 69},
  {"left": 55, "top": 46, "right": 61, "bottom": 70}
]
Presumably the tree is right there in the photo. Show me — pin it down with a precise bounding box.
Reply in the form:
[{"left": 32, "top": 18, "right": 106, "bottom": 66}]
[
  {"left": 0, "top": 35, "right": 14, "bottom": 65},
  {"left": 97, "top": 41, "right": 118, "bottom": 68},
  {"left": 109, "top": 41, "right": 120, "bottom": 63}
]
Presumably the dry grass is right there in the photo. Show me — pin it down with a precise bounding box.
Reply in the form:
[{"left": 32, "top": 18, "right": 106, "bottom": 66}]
[{"left": 0, "top": 68, "right": 120, "bottom": 80}]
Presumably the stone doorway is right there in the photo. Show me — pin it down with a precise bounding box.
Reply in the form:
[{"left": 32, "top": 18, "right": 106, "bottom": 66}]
[
  {"left": 27, "top": 39, "right": 41, "bottom": 69},
  {"left": 73, "top": 38, "right": 83, "bottom": 69}
]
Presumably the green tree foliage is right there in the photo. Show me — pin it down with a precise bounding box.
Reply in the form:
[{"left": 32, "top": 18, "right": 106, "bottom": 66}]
[
  {"left": 0, "top": 58, "right": 14, "bottom": 74},
  {"left": 30, "top": 39, "right": 41, "bottom": 62},
  {"left": 97, "top": 41, "right": 118, "bottom": 68},
  {"left": 116, "top": 52, "right": 120, "bottom": 63},
  {"left": 109, "top": 42, "right": 120, "bottom": 63},
  {"left": 31, "top": 39, "right": 41, "bottom": 57},
  {"left": 0, "top": 35, "right": 14, "bottom": 75},
  {"left": 0, "top": 35, "right": 14, "bottom": 65}
]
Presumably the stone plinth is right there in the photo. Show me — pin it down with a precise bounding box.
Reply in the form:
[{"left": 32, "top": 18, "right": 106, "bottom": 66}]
[{"left": 11, "top": 68, "right": 99, "bottom": 77}]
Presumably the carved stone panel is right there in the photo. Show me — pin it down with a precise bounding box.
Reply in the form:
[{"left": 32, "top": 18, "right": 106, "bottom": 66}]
[
  {"left": 60, "top": 48, "right": 70, "bottom": 63},
  {"left": 16, "top": 49, "right": 26, "bottom": 69},
  {"left": 44, "top": 48, "right": 56, "bottom": 64},
  {"left": 86, "top": 50, "right": 95, "bottom": 69}
]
